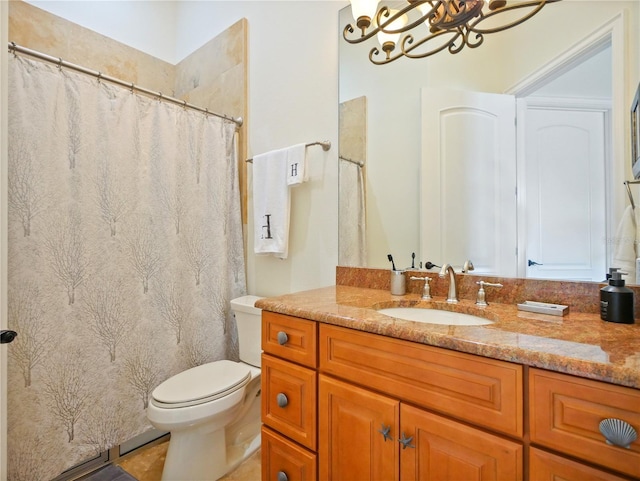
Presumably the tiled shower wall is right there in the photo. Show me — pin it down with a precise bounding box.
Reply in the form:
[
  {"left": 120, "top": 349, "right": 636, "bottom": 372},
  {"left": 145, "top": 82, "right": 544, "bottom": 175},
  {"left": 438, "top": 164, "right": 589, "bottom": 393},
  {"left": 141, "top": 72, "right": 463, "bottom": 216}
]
[{"left": 8, "top": 0, "right": 249, "bottom": 224}]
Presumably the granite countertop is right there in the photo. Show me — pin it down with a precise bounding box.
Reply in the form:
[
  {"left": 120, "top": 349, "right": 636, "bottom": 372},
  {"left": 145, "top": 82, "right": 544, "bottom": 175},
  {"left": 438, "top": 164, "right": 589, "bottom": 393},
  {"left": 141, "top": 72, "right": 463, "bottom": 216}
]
[{"left": 256, "top": 285, "right": 640, "bottom": 389}]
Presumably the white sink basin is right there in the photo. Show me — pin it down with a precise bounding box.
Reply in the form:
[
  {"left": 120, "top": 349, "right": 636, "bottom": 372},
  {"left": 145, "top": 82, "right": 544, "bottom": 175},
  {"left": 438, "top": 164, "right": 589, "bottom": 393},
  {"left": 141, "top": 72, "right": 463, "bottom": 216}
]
[{"left": 378, "top": 307, "right": 493, "bottom": 326}]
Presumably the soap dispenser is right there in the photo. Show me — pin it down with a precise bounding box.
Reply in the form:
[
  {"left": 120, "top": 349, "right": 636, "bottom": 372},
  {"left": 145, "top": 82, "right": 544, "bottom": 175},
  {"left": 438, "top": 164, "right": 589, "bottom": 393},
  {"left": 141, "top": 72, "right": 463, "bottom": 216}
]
[{"left": 600, "top": 271, "right": 635, "bottom": 324}]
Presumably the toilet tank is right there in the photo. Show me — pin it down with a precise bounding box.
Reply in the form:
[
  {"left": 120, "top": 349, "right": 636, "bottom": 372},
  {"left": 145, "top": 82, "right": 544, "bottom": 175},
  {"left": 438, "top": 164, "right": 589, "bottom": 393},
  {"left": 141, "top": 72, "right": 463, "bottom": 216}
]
[{"left": 230, "top": 295, "right": 263, "bottom": 368}]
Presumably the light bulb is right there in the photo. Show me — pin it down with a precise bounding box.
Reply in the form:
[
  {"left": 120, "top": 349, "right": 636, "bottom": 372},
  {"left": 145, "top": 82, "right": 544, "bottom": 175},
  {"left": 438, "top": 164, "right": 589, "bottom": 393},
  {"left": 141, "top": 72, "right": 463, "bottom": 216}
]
[{"left": 377, "top": 9, "right": 409, "bottom": 53}]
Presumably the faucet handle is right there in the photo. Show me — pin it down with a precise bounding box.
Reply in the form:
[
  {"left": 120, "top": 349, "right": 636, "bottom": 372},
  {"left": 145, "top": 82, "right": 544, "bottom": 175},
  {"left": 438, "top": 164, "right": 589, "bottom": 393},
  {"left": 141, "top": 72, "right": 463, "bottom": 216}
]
[
  {"left": 462, "top": 260, "right": 475, "bottom": 273},
  {"left": 475, "top": 280, "right": 503, "bottom": 306},
  {"left": 410, "top": 276, "right": 432, "bottom": 300}
]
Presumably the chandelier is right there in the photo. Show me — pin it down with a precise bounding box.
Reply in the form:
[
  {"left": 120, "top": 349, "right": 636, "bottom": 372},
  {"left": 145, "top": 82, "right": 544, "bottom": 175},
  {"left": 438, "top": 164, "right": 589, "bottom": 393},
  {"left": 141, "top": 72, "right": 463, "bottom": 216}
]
[{"left": 344, "top": 0, "right": 561, "bottom": 65}]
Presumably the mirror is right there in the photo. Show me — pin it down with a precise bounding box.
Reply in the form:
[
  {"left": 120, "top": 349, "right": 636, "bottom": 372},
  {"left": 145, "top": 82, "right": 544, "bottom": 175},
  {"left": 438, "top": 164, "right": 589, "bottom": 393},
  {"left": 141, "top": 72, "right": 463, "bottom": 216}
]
[{"left": 338, "top": 1, "right": 640, "bottom": 281}]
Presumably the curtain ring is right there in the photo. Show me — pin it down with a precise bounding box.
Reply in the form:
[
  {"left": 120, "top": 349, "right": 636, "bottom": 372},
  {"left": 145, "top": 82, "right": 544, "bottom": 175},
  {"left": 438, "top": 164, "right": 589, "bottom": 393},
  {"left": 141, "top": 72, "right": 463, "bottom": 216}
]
[
  {"left": 130, "top": 82, "right": 135, "bottom": 94},
  {"left": 57, "top": 57, "right": 63, "bottom": 70},
  {"left": 9, "top": 42, "right": 17, "bottom": 57},
  {"left": 204, "top": 108, "right": 209, "bottom": 117},
  {"left": 183, "top": 100, "right": 188, "bottom": 110},
  {"left": 158, "top": 92, "right": 163, "bottom": 102},
  {"left": 96, "top": 72, "right": 102, "bottom": 84}
]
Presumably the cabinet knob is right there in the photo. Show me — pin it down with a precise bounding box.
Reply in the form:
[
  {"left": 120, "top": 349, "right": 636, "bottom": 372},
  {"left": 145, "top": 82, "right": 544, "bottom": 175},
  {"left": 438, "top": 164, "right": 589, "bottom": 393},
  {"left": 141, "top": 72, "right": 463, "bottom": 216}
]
[
  {"left": 276, "top": 392, "right": 289, "bottom": 408},
  {"left": 277, "top": 331, "right": 288, "bottom": 345},
  {"left": 378, "top": 424, "right": 393, "bottom": 442},
  {"left": 277, "top": 471, "right": 288, "bottom": 481},
  {"left": 398, "top": 432, "right": 415, "bottom": 449},
  {"left": 599, "top": 418, "right": 637, "bottom": 449}
]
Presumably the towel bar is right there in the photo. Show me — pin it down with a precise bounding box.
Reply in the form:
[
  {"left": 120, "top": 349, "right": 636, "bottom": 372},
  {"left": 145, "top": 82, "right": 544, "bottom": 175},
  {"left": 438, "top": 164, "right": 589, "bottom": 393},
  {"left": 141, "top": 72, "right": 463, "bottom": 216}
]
[{"left": 246, "top": 141, "right": 331, "bottom": 163}]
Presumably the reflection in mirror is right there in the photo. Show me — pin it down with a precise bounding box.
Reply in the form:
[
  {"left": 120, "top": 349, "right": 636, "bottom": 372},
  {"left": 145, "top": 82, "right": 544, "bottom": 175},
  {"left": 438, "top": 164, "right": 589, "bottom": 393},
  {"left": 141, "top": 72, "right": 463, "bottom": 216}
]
[
  {"left": 339, "top": 1, "right": 640, "bottom": 283},
  {"left": 339, "top": 97, "right": 368, "bottom": 266}
]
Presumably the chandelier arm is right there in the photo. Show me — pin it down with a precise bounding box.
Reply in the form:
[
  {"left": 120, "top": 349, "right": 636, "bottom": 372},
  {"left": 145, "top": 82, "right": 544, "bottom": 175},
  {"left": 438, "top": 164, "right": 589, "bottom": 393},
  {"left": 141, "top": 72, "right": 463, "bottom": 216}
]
[
  {"left": 343, "top": 22, "right": 380, "bottom": 44},
  {"left": 369, "top": 45, "right": 405, "bottom": 65},
  {"left": 463, "top": 27, "right": 484, "bottom": 50},
  {"left": 400, "top": 29, "right": 466, "bottom": 59},
  {"left": 469, "top": 0, "right": 560, "bottom": 34},
  {"left": 344, "top": 1, "right": 439, "bottom": 42},
  {"left": 376, "top": 2, "right": 439, "bottom": 34}
]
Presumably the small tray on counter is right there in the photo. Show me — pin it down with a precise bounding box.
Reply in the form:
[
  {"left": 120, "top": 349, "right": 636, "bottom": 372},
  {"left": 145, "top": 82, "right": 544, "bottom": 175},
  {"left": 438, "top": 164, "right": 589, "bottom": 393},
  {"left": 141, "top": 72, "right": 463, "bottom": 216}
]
[{"left": 517, "top": 301, "right": 569, "bottom": 317}]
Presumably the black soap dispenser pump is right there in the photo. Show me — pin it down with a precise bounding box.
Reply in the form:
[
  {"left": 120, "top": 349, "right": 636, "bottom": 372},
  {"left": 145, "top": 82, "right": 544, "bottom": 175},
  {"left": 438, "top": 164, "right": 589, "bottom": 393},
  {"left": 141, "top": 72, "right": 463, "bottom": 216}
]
[{"left": 600, "top": 271, "right": 635, "bottom": 324}]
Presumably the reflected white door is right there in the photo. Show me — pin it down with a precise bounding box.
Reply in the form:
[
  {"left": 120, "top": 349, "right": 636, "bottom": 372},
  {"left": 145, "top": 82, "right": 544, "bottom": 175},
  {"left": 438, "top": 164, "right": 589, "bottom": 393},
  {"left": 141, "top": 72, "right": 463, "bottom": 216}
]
[
  {"left": 522, "top": 105, "right": 607, "bottom": 280},
  {"left": 420, "top": 89, "right": 517, "bottom": 276}
]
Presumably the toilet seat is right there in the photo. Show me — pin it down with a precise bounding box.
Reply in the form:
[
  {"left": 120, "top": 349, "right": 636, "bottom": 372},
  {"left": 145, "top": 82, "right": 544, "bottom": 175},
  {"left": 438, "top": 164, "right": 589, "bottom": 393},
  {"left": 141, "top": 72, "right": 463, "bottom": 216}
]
[{"left": 151, "top": 360, "right": 252, "bottom": 409}]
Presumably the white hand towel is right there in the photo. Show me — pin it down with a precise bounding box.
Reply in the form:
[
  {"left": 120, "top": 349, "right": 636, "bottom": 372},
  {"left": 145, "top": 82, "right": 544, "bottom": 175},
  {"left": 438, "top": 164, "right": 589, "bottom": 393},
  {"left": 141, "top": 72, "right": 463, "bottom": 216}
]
[
  {"left": 253, "top": 148, "right": 290, "bottom": 259},
  {"left": 286, "top": 143, "right": 308, "bottom": 186},
  {"left": 612, "top": 205, "right": 637, "bottom": 281}
]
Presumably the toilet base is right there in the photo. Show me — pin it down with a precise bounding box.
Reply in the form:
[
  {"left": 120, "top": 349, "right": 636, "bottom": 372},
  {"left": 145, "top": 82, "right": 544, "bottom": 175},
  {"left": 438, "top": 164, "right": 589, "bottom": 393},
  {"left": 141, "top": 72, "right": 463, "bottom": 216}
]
[
  {"left": 160, "top": 418, "right": 262, "bottom": 481},
  {"left": 158, "top": 375, "right": 262, "bottom": 481}
]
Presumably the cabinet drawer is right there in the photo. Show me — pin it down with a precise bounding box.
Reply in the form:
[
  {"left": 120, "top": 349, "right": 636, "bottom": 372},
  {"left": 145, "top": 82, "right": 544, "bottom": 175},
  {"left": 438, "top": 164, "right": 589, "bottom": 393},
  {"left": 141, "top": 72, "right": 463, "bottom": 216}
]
[
  {"left": 530, "top": 368, "right": 640, "bottom": 479},
  {"left": 262, "top": 354, "right": 317, "bottom": 450},
  {"left": 529, "top": 447, "right": 629, "bottom": 481},
  {"left": 263, "top": 311, "right": 317, "bottom": 368},
  {"left": 262, "top": 426, "right": 317, "bottom": 481},
  {"left": 319, "top": 324, "right": 523, "bottom": 437}
]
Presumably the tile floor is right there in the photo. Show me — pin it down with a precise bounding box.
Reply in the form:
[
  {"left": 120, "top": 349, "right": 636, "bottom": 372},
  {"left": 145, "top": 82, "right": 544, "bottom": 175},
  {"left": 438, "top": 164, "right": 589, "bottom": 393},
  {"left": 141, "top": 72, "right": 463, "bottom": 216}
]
[{"left": 116, "top": 439, "right": 261, "bottom": 481}]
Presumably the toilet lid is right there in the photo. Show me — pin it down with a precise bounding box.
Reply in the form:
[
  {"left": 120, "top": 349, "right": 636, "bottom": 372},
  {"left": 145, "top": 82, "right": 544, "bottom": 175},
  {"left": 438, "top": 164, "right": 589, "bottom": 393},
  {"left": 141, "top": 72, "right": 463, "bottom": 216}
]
[{"left": 151, "top": 360, "right": 252, "bottom": 408}]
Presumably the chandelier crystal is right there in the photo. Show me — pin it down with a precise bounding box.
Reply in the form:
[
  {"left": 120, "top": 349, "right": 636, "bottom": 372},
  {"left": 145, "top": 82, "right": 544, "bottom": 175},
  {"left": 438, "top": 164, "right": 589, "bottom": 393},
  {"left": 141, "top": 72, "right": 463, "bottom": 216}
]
[{"left": 344, "top": 0, "right": 561, "bottom": 65}]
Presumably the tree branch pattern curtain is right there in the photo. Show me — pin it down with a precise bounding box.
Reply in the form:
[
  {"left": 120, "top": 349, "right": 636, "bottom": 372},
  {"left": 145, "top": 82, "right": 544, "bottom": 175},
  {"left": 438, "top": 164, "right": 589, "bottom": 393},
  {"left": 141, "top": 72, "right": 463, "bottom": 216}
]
[{"left": 7, "top": 55, "right": 246, "bottom": 480}]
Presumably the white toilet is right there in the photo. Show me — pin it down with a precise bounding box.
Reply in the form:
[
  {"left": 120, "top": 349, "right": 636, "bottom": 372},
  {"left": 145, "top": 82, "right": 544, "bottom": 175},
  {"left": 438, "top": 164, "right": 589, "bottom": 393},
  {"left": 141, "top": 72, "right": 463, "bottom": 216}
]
[{"left": 147, "top": 295, "right": 263, "bottom": 481}]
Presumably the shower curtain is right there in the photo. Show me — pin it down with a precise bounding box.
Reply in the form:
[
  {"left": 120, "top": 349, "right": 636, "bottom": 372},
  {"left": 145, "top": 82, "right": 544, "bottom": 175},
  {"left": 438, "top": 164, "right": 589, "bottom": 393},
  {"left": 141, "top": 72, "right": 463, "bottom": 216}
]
[
  {"left": 7, "top": 55, "right": 246, "bottom": 480},
  {"left": 338, "top": 160, "right": 367, "bottom": 266}
]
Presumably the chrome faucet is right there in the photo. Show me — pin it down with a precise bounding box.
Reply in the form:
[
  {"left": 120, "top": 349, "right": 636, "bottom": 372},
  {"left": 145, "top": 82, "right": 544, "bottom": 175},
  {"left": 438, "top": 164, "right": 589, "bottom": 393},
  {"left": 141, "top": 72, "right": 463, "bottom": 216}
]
[
  {"left": 439, "top": 263, "right": 458, "bottom": 304},
  {"left": 409, "top": 276, "right": 432, "bottom": 300}
]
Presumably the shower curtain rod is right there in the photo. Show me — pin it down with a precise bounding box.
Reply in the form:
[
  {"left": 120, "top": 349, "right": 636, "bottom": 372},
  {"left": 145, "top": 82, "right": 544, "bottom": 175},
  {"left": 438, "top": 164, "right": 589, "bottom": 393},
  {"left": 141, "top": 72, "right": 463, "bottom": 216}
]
[
  {"left": 339, "top": 155, "right": 364, "bottom": 168},
  {"left": 8, "top": 42, "right": 243, "bottom": 128}
]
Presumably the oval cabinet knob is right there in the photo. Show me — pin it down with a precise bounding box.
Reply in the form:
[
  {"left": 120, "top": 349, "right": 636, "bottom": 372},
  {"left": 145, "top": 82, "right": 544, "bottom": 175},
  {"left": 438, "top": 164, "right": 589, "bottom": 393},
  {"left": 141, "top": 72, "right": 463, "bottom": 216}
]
[
  {"left": 599, "top": 418, "right": 638, "bottom": 449},
  {"left": 277, "top": 471, "right": 288, "bottom": 481},
  {"left": 276, "top": 392, "right": 289, "bottom": 408},
  {"left": 277, "top": 331, "right": 288, "bottom": 345}
]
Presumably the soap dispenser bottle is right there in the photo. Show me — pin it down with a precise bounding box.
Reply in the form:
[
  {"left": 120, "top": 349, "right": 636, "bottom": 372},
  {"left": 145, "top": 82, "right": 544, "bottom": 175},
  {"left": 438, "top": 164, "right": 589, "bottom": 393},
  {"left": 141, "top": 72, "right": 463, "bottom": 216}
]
[{"left": 600, "top": 271, "right": 635, "bottom": 324}]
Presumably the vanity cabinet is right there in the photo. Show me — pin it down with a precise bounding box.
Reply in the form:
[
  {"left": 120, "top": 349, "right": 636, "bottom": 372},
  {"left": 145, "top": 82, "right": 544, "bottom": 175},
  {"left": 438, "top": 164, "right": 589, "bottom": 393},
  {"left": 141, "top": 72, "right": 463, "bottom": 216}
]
[
  {"left": 318, "top": 324, "right": 524, "bottom": 481},
  {"left": 261, "top": 310, "right": 640, "bottom": 481},
  {"left": 530, "top": 368, "right": 640, "bottom": 479},
  {"left": 261, "top": 312, "right": 318, "bottom": 481}
]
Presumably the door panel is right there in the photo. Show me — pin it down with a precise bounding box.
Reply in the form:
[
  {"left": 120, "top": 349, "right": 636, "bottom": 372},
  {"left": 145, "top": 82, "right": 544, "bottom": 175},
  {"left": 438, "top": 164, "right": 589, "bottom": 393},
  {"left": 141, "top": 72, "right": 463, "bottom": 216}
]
[
  {"left": 523, "top": 106, "right": 606, "bottom": 281},
  {"left": 421, "top": 89, "right": 517, "bottom": 276}
]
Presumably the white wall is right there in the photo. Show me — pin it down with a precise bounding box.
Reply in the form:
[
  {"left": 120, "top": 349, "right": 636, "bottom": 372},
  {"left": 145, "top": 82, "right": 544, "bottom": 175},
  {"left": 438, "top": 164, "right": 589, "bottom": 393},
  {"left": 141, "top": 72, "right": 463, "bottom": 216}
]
[
  {"left": 26, "top": 0, "right": 180, "bottom": 63},
  {"left": 175, "top": 2, "right": 344, "bottom": 297},
  {"left": 21, "top": 1, "right": 346, "bottom": 297}
]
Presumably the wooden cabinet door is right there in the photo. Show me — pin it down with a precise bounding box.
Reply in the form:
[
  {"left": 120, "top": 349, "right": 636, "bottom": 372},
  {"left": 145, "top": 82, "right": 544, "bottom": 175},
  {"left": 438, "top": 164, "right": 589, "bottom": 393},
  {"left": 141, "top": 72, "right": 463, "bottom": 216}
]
[
  {"left": 400, "top": 404, "right": 523, "bottom": 481},
  {"left": 319, "top": 374, "right": 399, "bottom": 481}
]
